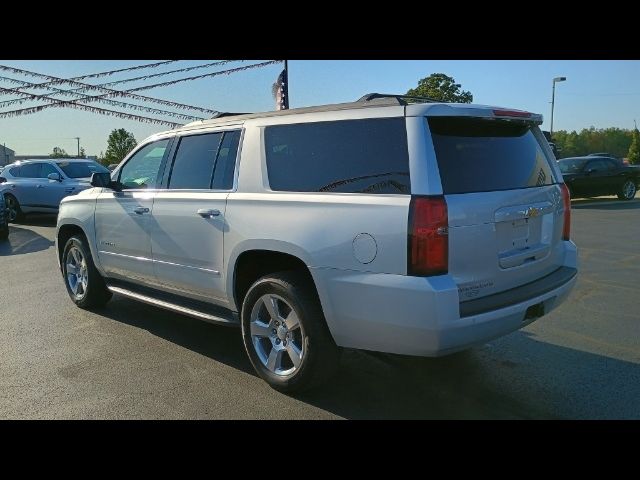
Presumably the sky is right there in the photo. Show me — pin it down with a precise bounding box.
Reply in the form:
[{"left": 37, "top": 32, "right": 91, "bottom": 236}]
[{"left": 1, "top": 60, "right": 639, "bottom": 156}]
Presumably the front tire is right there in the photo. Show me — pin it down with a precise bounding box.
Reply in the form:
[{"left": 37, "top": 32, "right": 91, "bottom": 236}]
[
  {"left": 241, "top": 271, "right": 340, "bottom": 393},
  {"left": 62, "top": 235, "right": 112, "bottom": 309},
  {"left": 618, "top": 180, "right": 637, "bottom": 200}
]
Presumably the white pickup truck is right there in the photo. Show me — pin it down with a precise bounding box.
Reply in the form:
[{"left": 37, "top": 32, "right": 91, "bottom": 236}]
[{"left": 56, "top": 94, "right": 578, "bottom": 392}]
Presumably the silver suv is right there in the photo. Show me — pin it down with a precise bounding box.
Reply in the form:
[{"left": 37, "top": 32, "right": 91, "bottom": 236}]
[
  {"left": 55, "top": 94, "right": 578, "bottom": 392},
  {"left": 1, "top": 159, "right": 110, "bottom": 222}
]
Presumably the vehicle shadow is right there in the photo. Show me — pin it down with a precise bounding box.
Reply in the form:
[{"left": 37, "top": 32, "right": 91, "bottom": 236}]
[
  {"left": 0, "top": 225, "right": 55, "bottom": 256},
  {"left": 12, "top": 213, "right": 58, "bottom": 227},
  {"left": 572, "top": 198, "right": 640, "bottom": 210},
  {"left": 95, "top": 298, "right": 640, "bottom": 419}
]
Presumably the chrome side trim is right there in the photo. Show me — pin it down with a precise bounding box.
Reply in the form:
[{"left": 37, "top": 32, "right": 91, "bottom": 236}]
[
  {"left": 98, "top": 251, "right": 220, "bottom": 275},
  {"left": 153, "top": 258, "right": 220, "bottom": 275},
  {"left": 99, "top": 251, "right": 152, "bottom": 262},
  {"left": 107, "top": 286, "right": 238, "bottom": 326}
]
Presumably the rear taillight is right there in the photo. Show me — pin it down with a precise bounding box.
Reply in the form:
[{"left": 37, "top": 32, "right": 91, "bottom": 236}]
[
  {"left": 408, "top": 196, "right": 448, "bottom": 276},
  {"left": 560, "top": 183, "right": 571, "bottom": 241}
]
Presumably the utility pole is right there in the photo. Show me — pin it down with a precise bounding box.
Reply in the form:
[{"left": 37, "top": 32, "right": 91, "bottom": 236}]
[
  {"left": 550, "top": 77, "right": 566, "bottom": 138},
  {"left": 284, "top": 60, "right": 289, "bottom": 109},
  {"left": 74, "top": 137, "right": 80, "bottom": 158}
]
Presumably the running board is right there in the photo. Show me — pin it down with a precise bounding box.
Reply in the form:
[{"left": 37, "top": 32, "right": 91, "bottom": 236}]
[{"left": 107, "top": 285, "right": 239, "bottom": 326}]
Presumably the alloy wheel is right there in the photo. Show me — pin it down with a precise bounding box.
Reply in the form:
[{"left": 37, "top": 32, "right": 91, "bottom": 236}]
[
  {"left": 66, "top": 246, "right": 89, "bottom": 300},
  {"left": 249, "top": 294, "right": 305, "bottom": 376}
]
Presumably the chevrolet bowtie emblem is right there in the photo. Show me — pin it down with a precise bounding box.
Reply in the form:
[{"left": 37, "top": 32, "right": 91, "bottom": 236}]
[{"left": 525, "top": 207, "right": 540, "bottom": 218}]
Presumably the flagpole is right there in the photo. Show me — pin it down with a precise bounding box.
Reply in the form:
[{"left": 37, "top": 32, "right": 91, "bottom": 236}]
[{"left": 284, "top": 60, "right": 289, "bottom": 109}]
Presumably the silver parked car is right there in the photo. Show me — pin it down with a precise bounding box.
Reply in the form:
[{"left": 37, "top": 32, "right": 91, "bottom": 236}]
[
  {"left": 1, "top": 159, "right": 110, "bottom": 222},
  {"left": 56, "top": 94, "right": 578, "bottom": 392}
]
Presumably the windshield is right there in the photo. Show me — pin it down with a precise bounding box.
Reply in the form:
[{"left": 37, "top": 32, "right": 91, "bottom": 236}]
[
  {"left": 558, "top": 158, "right": 588, "bottom": 174},
  {"left": 57, "top": 161, "right": 109, "bottom": 179}
]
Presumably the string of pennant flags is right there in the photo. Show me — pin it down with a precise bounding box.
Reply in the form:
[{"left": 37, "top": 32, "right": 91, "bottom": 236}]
[{"left": 0, "top": 59, "right": 289, "bottom": 128}]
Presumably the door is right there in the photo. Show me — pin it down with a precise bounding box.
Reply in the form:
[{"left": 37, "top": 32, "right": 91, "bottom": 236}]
[
  {"left": 574, "top": 159, "right": 610, "bottom": 196},
  {"left": 11, "top": 162, "right": 41, "bottom": 208},
  {"left": 150, "top": 130, "right": 241, "bottom": 303},
  {"left": 426, "top": 116, "right": 567, "bottom": 301},
  {"left": 31, "top": 162, "right": 71, "bottom": 209},
  {"left": 95, "top": 138, "right": 171, "bottom": 285}
]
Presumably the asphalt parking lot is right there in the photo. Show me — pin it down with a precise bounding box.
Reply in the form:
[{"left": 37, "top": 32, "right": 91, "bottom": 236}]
[{"left": 1, "top": 197, "right": 639, "bottom": 419}]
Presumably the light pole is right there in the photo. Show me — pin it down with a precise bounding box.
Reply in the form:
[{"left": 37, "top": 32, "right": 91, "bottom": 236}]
[{"left": 550, "top": 76, "right": 566, "bottom": 137}]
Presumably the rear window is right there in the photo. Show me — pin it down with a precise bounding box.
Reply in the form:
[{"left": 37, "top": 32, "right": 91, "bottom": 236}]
[
  {"left": 428, "top": 117, "right": 556, "bottom": 194},
  {"left": 265, "top": 118, "right": 410, "bottom": 194}
]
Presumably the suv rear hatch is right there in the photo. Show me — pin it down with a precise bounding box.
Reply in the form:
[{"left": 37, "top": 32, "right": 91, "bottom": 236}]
[{"left": 426, "top": 114, "right": 567, "bottom": 304}]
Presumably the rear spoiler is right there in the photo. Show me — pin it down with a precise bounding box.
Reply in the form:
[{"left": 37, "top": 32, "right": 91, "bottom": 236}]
[{"left": 406, "top": 103, "right": 544, "bottom": 125}]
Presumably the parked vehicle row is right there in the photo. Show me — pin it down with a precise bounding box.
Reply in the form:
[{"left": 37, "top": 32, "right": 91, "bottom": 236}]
[{"left": 55, "top": 94, "right": 578, "bottom": 392}]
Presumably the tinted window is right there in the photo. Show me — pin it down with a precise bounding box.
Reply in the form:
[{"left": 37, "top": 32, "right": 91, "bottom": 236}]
[
  {"left": 20, "top": 163, "right": 41, "bottom": 178},
  {"left": 9, "top": 167, "right": 20, "bottom": 177},
  {"left": 119, "top": 140, "right": 170, "bottom": 189},
  {"left": 429, "top": 117, "right": 556, "bottom": 194},
  {"left": 57, "top": 161, "right": 109, "bottom": 179},
  {"left": 265, "top": 118, "right": 410, "bottom": 194},
  {"left": 212, "top": 130, "right": 241, "bottom": 190},
  {"left": 587, "top": 160, "right": 609, "bottom": 172},
  {"left": 40, "top": 163, "right": 59, "bottom": 178},
  {"left": 169, "top": 133, "right": 222, "bottom": 190},
  {"left": 558, "top": 158, "right": 588, "bottom": 174}
]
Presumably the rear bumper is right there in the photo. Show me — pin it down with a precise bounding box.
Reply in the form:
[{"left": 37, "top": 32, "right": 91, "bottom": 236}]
[{"left": 311, "top": 241, "right": 578, "bottom": 356}]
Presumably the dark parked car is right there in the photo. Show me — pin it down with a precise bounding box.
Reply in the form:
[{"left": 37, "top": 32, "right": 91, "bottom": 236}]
[{"left": 558, "top": 156, "right": 640, "bottom": 200}]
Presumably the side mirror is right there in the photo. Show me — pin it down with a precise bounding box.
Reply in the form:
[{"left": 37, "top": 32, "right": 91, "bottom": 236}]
[
  {"left": 0, "top": 176, "right": 6, "bottom": 184},
  {"left": 586, "top": 168, "right": 597, "bottom": 175},
  {"left": 47, "top": 172, "right": 62, "bottom": 182},
  {"left": 90, "top": 172, "right": 120, "bottom": 190}
]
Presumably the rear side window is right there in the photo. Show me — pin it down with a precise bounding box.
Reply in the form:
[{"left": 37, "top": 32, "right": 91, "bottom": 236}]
[
  {"left": 265, "top": 118, "right": 410, "bottom": 194},
  {"left": 169, "top": 133, "right": 222, "bottom": 190},
  {"left": 212, "top": 130, "right": 241, "bottom": 190},
  {"left": 19, "top": 163, "right": 41, "bottom": 178},
  {"left": 428, "top": 117, "right": 556, "bottom": 194}
]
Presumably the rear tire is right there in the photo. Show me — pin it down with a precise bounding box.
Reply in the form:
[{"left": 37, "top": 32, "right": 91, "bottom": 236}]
[
  {"left": 62, "top": 235, "right": 112, "bottom": 309},
  {"left": 241, "top": 271, "right": 340, "bottom": 393},
  {"left": 4, "top": 194, "right": 24, "bottom": 223},
  {"left": 617, "top": 180, "right": 637, "bottom": 200}
]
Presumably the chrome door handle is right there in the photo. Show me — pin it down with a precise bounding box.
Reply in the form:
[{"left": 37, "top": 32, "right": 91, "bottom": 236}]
[
  {"left": 134, "top": 206, "right": 150, "bottom": 215},
  {"left": 197, "top": 209, "right": 221, "bottom": 218},
  {"left": 36, "top": 184, "right": 45, "bottom": 189}
]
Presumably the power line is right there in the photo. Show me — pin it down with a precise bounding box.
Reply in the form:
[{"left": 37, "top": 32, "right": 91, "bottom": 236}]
[
  {"left": 0, "top": 86, "right": 182, "bottom": 128},
  {"left": 66, "top": 60, "right": 241, "bottom": 92},
  {"left": 0, "top": 75, "right": 204, "bottom": 121},
  {"left": 0, "top": 64, "right": 219, "bottom": 114},
  {"left": 0, "top": 60, "right": 180, "bottom": 97}
]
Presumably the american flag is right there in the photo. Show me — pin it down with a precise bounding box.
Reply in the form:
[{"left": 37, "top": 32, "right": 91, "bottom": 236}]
[{"left": 274, "top": 68, "right": 289, "bottom": 111}]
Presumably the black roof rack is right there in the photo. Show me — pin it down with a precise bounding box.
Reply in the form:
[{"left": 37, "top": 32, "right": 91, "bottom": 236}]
[
  {"left": 357, "top": 93, "right": 443, "bottom": 105},
  {"left": 209, "top": 112, "right": 251, "bottom": 119}
]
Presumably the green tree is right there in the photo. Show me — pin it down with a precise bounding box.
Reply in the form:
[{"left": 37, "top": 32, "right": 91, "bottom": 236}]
[
  {"left": 628, "top": 127, "right": 640, "bottom": 165},
  {"left": 406, "top": 73, "right": 473, "bottom": 103},
  {"left": 51, "top": 146, "right": 69, "bottom": 158},
  {"left": 79, "top": 147, "right": 86, "bottom": 158},
  {"left": 104, "top": 129, "right": 137, "bottom": 164}
]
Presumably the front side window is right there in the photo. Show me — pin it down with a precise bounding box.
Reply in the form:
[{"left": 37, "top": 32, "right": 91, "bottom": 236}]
[
  {"left": 40, "top": 163, "right": 59, "bottom": 178},
  {"left": 168, "top": 133, "right": 222, "bottom": 190},
  {"left": 265, "top": 118, "right": 411, "bottom": 194},
  {"left": 118, "top": 139, "right": 170, "bottom": 189},
  {"left": 57, "top": 161, "right": 109, "bottom": 179}
]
